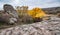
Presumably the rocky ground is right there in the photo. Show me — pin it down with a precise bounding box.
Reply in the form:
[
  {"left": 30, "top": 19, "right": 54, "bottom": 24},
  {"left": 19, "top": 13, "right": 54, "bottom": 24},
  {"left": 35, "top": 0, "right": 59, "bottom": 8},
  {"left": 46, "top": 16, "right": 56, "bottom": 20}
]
[{"left": 0, "top": 15, "right": 60, "bottom": 35}]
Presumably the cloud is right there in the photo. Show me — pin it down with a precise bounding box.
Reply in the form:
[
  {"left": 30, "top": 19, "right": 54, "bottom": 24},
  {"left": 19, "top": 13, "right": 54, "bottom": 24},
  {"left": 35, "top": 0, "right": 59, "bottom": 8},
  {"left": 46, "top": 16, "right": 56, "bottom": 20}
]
[
  {"left": 0, "top": 0, "right": 60, "bottom": 10},
  {"left": 0, "top": 2, "right": 5, "bottom": 10}
]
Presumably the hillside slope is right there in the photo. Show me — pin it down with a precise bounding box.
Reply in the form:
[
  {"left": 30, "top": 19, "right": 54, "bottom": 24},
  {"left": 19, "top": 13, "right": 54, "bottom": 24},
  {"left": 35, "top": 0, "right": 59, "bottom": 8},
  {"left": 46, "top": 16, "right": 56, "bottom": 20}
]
[{"left": 42, "top": 7, "right": 60, "bottom": 14}]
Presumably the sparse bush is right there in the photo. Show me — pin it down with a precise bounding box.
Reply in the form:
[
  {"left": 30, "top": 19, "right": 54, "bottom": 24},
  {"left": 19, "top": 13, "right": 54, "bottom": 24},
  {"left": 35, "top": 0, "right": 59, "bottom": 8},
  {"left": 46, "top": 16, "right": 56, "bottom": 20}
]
[{"left": 16, "top": 10, "right": 34, "bottom": 23}]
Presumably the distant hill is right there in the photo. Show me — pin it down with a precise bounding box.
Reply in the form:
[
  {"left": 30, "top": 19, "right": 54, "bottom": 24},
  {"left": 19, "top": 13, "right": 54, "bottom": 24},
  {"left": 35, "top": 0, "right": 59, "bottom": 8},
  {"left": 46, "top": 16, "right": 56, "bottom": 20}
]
[{"left": 42, "top": 7, "right": 60, "bottom": 14}]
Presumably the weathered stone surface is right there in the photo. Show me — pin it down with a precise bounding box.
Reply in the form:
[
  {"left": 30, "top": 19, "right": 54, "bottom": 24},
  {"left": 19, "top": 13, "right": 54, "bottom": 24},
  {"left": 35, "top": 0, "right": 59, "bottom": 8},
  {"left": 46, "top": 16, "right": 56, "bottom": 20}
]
[
  {"left": 0, "top": 16, "right": 60, "bottom": 35},
  {"left": 0, "top": 23, "right": 51, "bottom": 35}
]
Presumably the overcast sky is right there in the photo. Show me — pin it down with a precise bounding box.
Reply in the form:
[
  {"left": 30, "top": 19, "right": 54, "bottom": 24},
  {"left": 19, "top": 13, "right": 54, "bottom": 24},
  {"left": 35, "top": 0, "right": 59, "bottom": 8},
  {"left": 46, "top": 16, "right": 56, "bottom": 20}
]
[{"left": 0, "top": 0, "right": 60, "bottom": 10}]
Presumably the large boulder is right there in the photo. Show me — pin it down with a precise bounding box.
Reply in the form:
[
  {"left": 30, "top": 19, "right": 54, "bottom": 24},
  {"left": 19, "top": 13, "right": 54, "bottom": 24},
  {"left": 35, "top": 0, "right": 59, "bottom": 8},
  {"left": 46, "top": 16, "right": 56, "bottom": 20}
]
[
  {"left": 3, "top": 4, "right": 19, "bottom": 24},
  {"left": 3, "top": 4, "right": 18, "bottom": 18},
  {"left": 0, "top": 4, "right": 19, "bottom": 24}
]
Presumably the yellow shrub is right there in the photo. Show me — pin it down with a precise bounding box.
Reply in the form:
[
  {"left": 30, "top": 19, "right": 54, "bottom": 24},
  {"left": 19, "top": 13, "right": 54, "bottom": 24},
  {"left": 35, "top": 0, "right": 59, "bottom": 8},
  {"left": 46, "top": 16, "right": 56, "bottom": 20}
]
[{"left": 28, "top": 8, "right": 46, "bottom": 18}]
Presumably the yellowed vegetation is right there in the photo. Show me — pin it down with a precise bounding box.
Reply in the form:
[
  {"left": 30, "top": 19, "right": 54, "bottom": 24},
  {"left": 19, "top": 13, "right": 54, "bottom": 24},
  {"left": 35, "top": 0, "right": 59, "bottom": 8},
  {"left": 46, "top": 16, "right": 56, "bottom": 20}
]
[
  {"left": 16, "top": 7, "right": 47, "bottom": 22},
  {"left": 16, "top": 7, "right": 46, "bottom": 19},
  {"left": 28, "top": 8, "right": 46, "bottom": 18}
]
